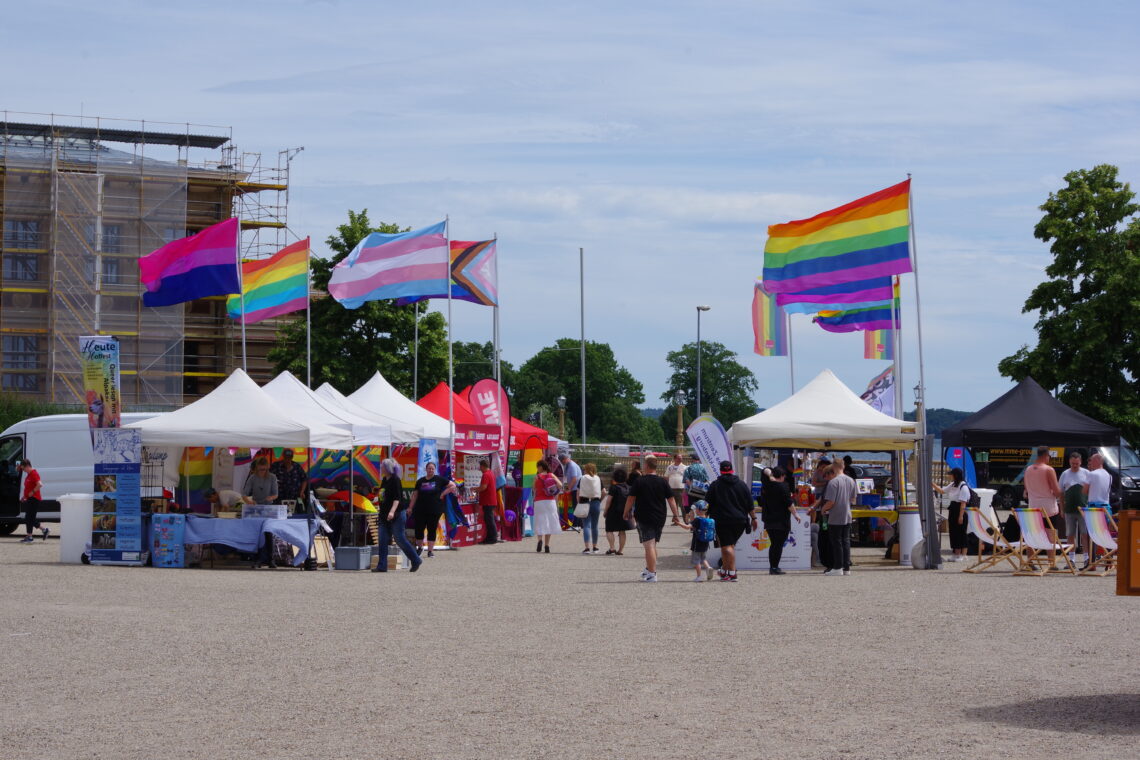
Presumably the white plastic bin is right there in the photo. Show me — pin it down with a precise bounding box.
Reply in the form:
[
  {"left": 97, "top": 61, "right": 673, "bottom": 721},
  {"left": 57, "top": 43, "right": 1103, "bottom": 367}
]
[{"left": 59, "top": 493, "right": 93, "bottom": 564}]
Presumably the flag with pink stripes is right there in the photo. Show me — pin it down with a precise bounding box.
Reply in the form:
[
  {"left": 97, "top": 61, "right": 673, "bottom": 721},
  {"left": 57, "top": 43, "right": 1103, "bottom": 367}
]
[{"left": 328, "top": 221, "right": 449, "bottom": 309}]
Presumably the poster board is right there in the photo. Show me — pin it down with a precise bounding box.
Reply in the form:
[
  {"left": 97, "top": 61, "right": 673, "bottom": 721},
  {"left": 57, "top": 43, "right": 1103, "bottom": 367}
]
[{"left": 705, "top": 509, "right": 811, "bottom": 570}]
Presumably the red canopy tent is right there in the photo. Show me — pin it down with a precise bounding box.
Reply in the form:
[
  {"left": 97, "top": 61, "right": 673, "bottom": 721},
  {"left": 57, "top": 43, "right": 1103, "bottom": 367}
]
[
  {"left": 418, "top": 382, "right": 480, "bottom": 424},
  {"left": 456, "top": 384, "right": 550, "bottom": 450}
]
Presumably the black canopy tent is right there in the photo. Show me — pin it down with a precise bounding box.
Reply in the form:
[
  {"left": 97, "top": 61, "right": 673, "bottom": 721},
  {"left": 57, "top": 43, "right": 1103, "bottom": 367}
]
[{"left": 941, "top": 376, "right": 1120, "bottom": 448}]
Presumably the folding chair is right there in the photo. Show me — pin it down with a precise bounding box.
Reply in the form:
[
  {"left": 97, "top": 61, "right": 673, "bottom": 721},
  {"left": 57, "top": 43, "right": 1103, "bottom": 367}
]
[
  {"left": 1012, "top": 508, "right": 1076, "bottom": 576},
  {"left": 1079, "top": 507, "right": 1118, "bottom": 576},
  {"left": 962, "top": 507, "right": 1021, "bottom": 572}
]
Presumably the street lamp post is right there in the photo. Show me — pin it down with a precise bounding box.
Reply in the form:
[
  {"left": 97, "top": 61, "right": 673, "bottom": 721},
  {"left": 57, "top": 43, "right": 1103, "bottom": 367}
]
[
  {"left": 674, "top": 390, "right": 685, "bottom": 447},
  {"left": 696, "top": 305, "right": 710, "bottom": 416},
  {"left": 557, "top": 394, "right": 567, "bottom": 440}
]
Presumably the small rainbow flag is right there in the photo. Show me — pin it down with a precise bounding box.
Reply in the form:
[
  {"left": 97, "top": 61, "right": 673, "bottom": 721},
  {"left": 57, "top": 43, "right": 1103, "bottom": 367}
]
[
  {"left": 762, "top": 180, "right": 912, "bottom": 293},
  {"left": 864, "top": 329, "right": 894, "bottom": 360},
  {"left": 226, "top": 238, "right": 310, "bottom": 324},
  {"left": 752, "top": 281, "right": 788, "bottom": 357}
]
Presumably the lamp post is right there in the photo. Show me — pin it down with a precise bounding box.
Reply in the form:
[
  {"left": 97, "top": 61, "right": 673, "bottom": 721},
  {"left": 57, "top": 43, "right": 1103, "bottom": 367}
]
[
  {"left": 674, "top": 389, "right": 685, "bottom": 447},
  {"left": 696, "top": 305, "right": 710, "bottom": 416},
  {"left": 557, "top": 394, "right": 567, "bottom": 440}
]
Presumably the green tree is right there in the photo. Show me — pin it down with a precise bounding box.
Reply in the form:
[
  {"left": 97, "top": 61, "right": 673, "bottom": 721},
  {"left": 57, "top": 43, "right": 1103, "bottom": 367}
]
[
  {"left": 269, "top": 210, "right": 449, "bottom": 396},
  {"left": 513, "top": 339, "right": 657, "bottom": 443},
  {"left": 998, "top": 165, "right": 1140, "bottom": 438},
  {"left": 661, "top": 341, "right": 759, "bottom": 425},
  {"left": 451, "top": 341, "right": 517, "bottom": 394}
]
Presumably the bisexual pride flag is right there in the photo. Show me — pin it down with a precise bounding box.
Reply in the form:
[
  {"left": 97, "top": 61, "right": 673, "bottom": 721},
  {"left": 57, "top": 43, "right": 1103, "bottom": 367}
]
[{"left": 140, "top": 218, "right": 240, "bottom": 306}]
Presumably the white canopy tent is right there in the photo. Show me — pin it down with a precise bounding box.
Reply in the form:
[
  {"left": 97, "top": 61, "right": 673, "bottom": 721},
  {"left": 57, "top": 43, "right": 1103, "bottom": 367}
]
[
  {"left": 344, "top": 371, "right": 453, "bottom": 444},
  {"left": 127, "top": 369, "right": 314, "bottom": 448},
  {"left": 315, "top": 383, "right": 426, "bottom": 444},
  {"left": 263, "top": 371, "right": 392, "bottom": 448},
  {"left": 728, "top": 369, "right": 919, "bottom": 451}
]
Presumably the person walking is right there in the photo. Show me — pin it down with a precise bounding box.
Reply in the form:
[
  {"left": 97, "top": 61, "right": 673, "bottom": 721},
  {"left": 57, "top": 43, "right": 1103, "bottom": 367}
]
[
  {"left": 821, "top": 462, "right": 857, "bottom": 576},
  {"left": 602, "top": 467, "right": 633, "bottom": 555},
  {"left": 760, "top": 466, "right": 799, "bottom": 574},
  {"left": 623, "top": 455, "right": 681, "bottom": 583},
  {"left": 705, "top": 460, "right": 757, "bottom": 582},
  {"left": 559, "top": 453, "right": 582, "bottom": 532},
  {"left": 933, "top": 467, "right": 969, "bottom": 562},
  {"left": 666, "top": 453, "right": 688, "bottom": 522},
  {"left": 18, "top": 460, "right": 46, "bottom": 543},
  {"left": 372, "top": 458, "right": 422, "bottom": 573},
  {"left": 409, "top": 461, "right": 456, "bottom": 558},
  {"left": 476, "top": 459, "right": 500, "bottom": 545},
  {"left": 532, "top": 460, "right": 563, "bottom": 553},
  {"left": 577, "top": 462, "right": 603, "bottom": 554},
  {"left": 676, "top": 500, "right": 717, "bottom": 582}
]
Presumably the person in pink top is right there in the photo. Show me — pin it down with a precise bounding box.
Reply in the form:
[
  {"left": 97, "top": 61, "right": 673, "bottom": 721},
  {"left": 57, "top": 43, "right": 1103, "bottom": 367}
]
[{"left": 1022, "top": 445, "right": 1063, "bottom": 566}]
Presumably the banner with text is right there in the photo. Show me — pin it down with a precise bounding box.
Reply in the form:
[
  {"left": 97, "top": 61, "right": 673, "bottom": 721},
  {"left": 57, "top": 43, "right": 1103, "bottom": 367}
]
[{"left": 686, "top": 414, "right": 732, "bottom": 470}]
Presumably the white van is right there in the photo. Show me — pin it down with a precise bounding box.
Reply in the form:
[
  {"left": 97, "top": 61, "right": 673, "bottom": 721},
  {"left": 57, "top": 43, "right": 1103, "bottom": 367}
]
[{"left": 0, "top": 413, "right": 159, "bottom": 534}]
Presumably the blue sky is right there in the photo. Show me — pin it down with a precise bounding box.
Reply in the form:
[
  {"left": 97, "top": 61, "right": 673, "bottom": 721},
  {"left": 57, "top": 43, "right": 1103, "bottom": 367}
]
[{"left": 6, "top": 0, "right": 1140, "bottom": 415}]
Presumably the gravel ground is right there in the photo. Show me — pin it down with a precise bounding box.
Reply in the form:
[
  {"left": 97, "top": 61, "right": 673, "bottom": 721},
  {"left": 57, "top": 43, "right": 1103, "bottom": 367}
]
[{"left": 1, "top": 527, "right": 1137, "bottom": 760}]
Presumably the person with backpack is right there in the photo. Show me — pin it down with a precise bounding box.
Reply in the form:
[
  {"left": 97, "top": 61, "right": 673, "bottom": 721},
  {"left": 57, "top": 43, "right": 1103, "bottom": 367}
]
[
  {"left": 934, "top": 467, "right": 969, "bottom": 562},
  {"left": 532, "top": 460, "right": 563, "bottom": 554},
  {"left": 675, "top": 500, "right": 717, "bottom": 582},
  {"left": 602, "top": 467, "right": 634, "bottom": 555}
]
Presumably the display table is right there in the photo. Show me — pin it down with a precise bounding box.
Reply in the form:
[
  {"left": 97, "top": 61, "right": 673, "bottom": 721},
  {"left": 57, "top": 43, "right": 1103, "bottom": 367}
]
[
  {"left": 185, "top": 515, "right": 317, "bottom": 566},
  {"left": 851, "top": 509, "right": 898, "bottom": 522}
]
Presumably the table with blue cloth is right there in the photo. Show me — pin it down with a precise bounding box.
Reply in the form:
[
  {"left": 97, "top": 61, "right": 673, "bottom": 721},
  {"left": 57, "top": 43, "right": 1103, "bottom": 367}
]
[{"left": 184, "top": 515, "right": 317, "bottom": 566}]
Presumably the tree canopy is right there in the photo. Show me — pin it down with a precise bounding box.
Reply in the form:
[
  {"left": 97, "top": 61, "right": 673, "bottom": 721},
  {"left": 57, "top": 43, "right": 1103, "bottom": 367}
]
[
  {"left": 998, "top": 165, "right": 1140, "bottom": 439},
  {"left": 450, "top": 341, "right": 516, "bottom": 395},
  {"left": 661, "top": 341, "right": 758, "bottom": 426},
  {"left": 268, "top": 210, "right": 449, "bottom": 397},
  {"left": 513, "top": 339, "right": 663, "bottom": 444}
]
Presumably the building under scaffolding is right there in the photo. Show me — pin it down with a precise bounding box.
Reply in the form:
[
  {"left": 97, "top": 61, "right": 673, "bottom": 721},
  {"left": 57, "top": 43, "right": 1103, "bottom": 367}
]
[{"left": 0, "top": 113, "right": 300, "bottom": 408}]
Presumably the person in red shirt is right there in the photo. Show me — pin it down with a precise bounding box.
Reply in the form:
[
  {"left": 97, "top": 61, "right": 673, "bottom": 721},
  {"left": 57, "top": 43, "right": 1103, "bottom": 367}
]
[
  {"left": 476, "top": 459, "right": 500, "bottom": 545},
  {"left": 19, "top": 460, "right": 47, "bottom": 543}
]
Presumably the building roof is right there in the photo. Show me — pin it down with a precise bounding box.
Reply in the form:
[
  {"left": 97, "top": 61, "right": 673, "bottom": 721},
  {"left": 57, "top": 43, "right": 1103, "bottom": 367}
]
[{"left": 1, "top": 120, "right": 228, "bottom": 148}]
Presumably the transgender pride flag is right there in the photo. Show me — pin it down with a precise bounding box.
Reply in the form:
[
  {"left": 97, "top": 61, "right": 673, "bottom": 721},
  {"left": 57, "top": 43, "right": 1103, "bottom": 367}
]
[{"left": 328, "top": 221, "right": 449, "bottom": 309}]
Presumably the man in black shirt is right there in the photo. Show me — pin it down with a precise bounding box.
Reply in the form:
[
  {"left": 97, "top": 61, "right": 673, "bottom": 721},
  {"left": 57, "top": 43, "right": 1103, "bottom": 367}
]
[
  {"left": 706, "top": 460, "right": 758, "bottom": 582},
  {"left": 623, "top": 455, "right": 681, "bottom": 583}
]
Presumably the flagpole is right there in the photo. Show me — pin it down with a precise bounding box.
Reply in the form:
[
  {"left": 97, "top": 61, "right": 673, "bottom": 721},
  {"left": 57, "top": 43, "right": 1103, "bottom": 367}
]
[
  {"left": 305, "top": 237, "right": 312, "bottom": 387},
  {"left": 579, "top": 247, "right": 586, "bottom": 445},
  {"left": 907, "top": 177, "right": 928, "bottom": 438},
  {"left": 446, "top": 217, "right": 455, "bottom": 456},
  {"left": 786, "top": 307, "right": 795, "bottom": 394},
  {"left": 237, "top": 215, "right": 247, "bottom": 370},
  {"left": 493, "top": 233, "right": 504, "bottom": 469},
  {"left": 413, "top": 301, "right": 420, "bottom": 400}
]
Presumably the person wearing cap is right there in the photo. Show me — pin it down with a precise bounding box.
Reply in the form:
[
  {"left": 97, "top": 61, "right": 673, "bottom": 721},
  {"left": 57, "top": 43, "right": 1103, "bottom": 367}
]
[
  {"left": 705, "top": 460, "right": 758, "bottom": 582},
  {"left": 675, "top": 500, "right": 717, "bottom": 581}
]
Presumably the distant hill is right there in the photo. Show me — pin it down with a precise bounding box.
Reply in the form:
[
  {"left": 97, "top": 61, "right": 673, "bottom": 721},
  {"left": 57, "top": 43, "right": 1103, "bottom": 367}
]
[
  {"left": 641, "top": 407, "right": 664, "bottom": 419},
  {"left": 903, "top": 408, "right": 973, "bottom": 437}
]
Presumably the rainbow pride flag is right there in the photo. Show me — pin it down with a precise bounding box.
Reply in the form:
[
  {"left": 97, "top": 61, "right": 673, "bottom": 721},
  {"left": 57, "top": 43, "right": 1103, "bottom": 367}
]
[
  {"left": 226, "top": 238, "right": 309, "bottom": 324},
  {"left": 752, "top": 281, "right": 788, "bottom": 357},
  {"left": 140, "top": 218, "right": 240, "bottom": 306},
  {"left": 864, "top": 329, "right": 894, "bottom": 360},
  {"left": 776, "top": 276, "right": 893, "bottom": 314},
  {"left": 762, "top": 180, "right": 912, "bottom": 293},
  {"left": 328, "top": 221, "right": 449, "bottom": 309}
]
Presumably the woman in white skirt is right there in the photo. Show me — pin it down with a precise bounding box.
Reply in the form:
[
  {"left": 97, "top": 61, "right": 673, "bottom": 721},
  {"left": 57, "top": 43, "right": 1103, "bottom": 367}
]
[{"left": 533, "top": 460, "right": 563, "bottom": 553}]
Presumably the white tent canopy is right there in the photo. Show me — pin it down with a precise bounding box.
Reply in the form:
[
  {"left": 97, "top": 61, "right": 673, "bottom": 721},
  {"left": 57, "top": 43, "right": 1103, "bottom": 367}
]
[
  {"left": 263, "top": 371, "right": 392, "bottom": 448},
  {"left": 314, "top": 383, "right": 424, "bottom": 444},
  {"left": 728, "top": 369, "right": 919, "bottom": 451},
  {"left": 345, "top": 371, "right": 452, "bottom": 444},
  {"left": 126, "top": 369, "right": 313, "bottom": 448}
]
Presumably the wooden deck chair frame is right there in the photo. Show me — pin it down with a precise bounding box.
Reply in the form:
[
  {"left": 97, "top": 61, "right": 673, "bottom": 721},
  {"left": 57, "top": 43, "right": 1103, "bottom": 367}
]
[
  {"left": 1012, "top": 508, "right": 1076, "bottom": 576},
  {"left": 310, "top": 534, "right": 334, "bottom": 569},
  {"left": 1079, "top": 507, "right": 1118, "bottom": 576},
  {"left": 962, "top": 507, "right": 1021, "bottom": 572}
]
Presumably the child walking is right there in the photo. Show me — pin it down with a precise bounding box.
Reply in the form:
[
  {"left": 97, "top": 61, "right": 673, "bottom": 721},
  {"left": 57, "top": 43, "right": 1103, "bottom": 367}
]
[{"left": 678, "top": 500, "right": 717, "bottom": 582}]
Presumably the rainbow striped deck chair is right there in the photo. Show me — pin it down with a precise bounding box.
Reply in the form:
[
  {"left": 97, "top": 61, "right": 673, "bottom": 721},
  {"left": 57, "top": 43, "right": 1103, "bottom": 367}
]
[
  {"left": 962, "top": 507, "right": 1021, "bottom": 573},
  {"left": 1078, "top": 507, "right": 1118, "bottom": 577},
  {"left": 1012, "top": 508, "right": 1076, "bottom": 576}
]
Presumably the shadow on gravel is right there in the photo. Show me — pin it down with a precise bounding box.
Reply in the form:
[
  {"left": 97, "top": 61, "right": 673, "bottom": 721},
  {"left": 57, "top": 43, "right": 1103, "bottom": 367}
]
[{"left": 964, "top": 694, "right": 1140, "bottom": 735}]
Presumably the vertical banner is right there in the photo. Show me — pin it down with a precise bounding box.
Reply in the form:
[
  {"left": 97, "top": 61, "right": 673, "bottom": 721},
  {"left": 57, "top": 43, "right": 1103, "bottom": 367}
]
[
  {"left": 860, "top": 367, "right": 895, "bottom": 417},
  {"left": 418, "top": 439, "right": 439, "bottom": 479},
  {"left": 686, "top": 414, "right": 733, "bottom": 470},
  {"left": 82, "top": 336, "right": 144, "bottom": 565},
  {"left": 80, "top": 336, "right": 122, "bottom": 433},
  {"left": 468, "top": 378, "right": 512, "bottom": 487}
]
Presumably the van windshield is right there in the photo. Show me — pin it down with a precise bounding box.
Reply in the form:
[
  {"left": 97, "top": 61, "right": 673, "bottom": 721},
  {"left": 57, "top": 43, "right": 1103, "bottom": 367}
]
[{"left": 1102, "top": 445, "right": 1140, "bottom": 468}]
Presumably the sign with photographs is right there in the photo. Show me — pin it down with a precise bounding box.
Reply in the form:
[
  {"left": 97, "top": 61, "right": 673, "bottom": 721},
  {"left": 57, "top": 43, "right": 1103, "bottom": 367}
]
[{"left": 90, "top": 428, "right": 143, "bottom": 565}]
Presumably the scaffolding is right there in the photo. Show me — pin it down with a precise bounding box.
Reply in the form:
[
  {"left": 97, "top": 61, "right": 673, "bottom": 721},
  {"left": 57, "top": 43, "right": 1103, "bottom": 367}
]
[{"left": 0, "top": 111, "right": 294, "bottom": 408}]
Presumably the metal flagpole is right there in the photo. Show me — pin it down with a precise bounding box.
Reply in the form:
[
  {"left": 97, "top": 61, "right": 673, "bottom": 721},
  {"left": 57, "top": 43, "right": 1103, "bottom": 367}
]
[
  {"left": 446, "top": 218, "right": 455, "bottom": 458},
  {"left": 786, "top": 306, "right": 795, "bottom": 394},
  {"left": 907, "top": 175, "right": 937, "bottom": 567},
  {"left": 237, "top": 215, "right": 247, "bottom": 370},
  {"left": 413, "top": 301, "right": 420, "bottom": 400},
  {"left": 579, "top": 247, "right": 586, "bottom": 444},
  {"left": 305, "top": 237, "right": 312, "bottom": 387},
  {"left": 493, "top": 234, "right": 504, "bottom": 470}
]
